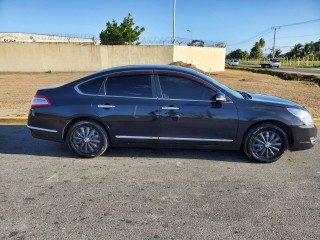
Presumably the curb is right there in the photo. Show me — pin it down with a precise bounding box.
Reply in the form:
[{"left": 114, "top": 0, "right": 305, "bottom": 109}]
[
  {"left": 0, "top": 118, "right": 27, "bottom": 124},
  {"left": 1, "top": 117, "right": 320, "bottom": 126}
]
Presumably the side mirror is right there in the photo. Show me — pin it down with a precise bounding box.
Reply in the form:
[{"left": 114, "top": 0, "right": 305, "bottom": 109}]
[{"left": 212, "top": 92, "right": 227, "bottom": 102}]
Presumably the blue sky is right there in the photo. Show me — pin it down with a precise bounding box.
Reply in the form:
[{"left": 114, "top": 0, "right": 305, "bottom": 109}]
[{"left": 0, "top": 0, "right": 319, "bottom": 54}]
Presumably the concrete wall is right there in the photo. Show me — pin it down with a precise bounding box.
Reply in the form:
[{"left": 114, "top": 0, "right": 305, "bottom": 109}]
[
  {"left": 173, "top": 46, "right": 226, "bottom": 72},
  {"left": 0, "top": 43, "right": 225, "bottom": 72}
]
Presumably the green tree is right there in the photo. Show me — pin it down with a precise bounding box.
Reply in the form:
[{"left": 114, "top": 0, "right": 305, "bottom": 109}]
[
  {"left": 100, "top": 13, "right": 145, "bottom": 45},
  {"left": 267, "top": 49, "right": 282, "bottom": 58},
  {"left": 226, "top": 49, "right": 248, "bottom": 59},
  {"left": 286, "top": 43, "right": 303, "bottom": 58},
  {"left": 258, "top": 38, "right": 265, "bottom": 49},
  {"left": 303, "top": 42, "right": 315, "bottom": 58},
  {"left": 249, "top": 42, "right": 264, "bottom": 59}
]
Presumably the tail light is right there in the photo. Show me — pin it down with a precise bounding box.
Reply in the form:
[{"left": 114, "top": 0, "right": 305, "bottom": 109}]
[{"left": 31, "top": 94, "right": 51, "bottom": 108}]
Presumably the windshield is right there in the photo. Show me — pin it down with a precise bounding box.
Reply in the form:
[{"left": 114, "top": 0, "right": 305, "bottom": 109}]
[{"left": 271, "top": 59, "right": 280, "bottom": 62}]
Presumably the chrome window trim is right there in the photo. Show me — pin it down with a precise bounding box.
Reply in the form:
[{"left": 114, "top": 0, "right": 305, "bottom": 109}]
[
  {"left": 159, "top": 98, "right": 233, "bottom": 103},
  {"left": 27, "top": 125, "right": 58, "bottom": 133},
  {"left": 74, "top": 69, "right": 234, "bottom": 103},
  {"left": 115, "top": 135, "right": 233, "bottom": 142}
]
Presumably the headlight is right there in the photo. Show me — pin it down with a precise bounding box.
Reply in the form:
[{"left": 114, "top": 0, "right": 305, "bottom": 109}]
[{"left": 287, "top": 108, "right": 314, "bottom": 126}]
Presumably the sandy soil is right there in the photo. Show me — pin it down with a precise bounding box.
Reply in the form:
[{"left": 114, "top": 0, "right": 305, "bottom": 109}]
[{"left": 0, "top": 70, "right": 319, "bottom": 118}]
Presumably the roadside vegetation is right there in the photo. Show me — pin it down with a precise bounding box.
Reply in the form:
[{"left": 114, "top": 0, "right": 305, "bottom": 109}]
[
  {"left": 227, "top": 38, "right": 320, "bottom": 67},
  {"left": 225, "top": 66, "right": 320, "bottom": 85}
]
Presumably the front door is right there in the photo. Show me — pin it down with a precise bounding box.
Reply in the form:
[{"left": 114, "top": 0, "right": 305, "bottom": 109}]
[{"left": 156, "top": 73, "right": 238, "bottom": 146}]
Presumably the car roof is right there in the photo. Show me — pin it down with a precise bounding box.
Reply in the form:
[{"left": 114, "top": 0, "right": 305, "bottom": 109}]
[
  {"left": 68, "top": 64, "right": 205, "bottom": 87},
  {"left": 95, "top": 64, "right": 197, "bottom": 75}
]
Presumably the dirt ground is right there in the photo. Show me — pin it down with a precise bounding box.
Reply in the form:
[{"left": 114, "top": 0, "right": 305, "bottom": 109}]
[{"left": 0, "top": 69, "right": 319, "bottom": 118}]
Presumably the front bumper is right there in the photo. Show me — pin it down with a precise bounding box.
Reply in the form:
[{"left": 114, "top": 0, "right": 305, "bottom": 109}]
[{"left": 290, "top": 124, "right": 317, "bottom": 151}]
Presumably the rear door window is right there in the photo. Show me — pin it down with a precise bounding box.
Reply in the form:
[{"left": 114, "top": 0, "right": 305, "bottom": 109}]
[{"left": 105, "top": 75, "right": 153, "bottom": 98}]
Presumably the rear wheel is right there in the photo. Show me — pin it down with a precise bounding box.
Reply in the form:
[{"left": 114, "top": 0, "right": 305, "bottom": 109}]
[
  {"left": 243, "top": 123, "right": 288, "bottom": 163},
  {"left": 66, "top": 120, "right": 109, "bottom": 158}
]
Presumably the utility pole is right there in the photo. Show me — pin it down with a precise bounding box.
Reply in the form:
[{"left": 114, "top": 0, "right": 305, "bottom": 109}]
[
  {"left": 271, "top": 27, "right": 280, "bottom": 58},
  {"left": 173, "top": 0, "right": 176, "bottom": 45}
]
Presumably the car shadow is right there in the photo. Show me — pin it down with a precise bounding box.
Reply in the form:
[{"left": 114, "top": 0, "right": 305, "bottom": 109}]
[{"left": 0, "top": 125, "right": 250, "bottom": 163}]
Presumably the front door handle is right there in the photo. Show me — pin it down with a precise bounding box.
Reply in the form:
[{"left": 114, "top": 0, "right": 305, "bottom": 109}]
[
  {"left": 98, "top": 104, "right": 116, "bottom": 109},
  {"left": 162, "top": 106, "right": 179, "bottom": 110}
]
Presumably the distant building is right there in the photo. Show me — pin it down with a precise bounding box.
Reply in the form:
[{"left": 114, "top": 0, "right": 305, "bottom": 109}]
[{"left": 0, "top": 32, "right": 99, "bottom": 44}]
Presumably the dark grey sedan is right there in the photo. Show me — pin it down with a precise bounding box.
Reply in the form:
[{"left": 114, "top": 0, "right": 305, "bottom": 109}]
[{"left": 27, "top": 65, "right": 317, "bottom": 163}]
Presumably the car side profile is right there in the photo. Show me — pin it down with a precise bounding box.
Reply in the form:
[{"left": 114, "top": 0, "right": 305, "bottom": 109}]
[
  {"left": 27, "top": 65, "right": 317, "bottom": 163},
  {"left": 228, "top": 59, "right": 239, "bottom": 66}
]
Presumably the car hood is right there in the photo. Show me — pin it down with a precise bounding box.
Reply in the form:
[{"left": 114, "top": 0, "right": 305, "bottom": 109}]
[{"left": 246, "top": 92, "right": 302, "bottom": 108}]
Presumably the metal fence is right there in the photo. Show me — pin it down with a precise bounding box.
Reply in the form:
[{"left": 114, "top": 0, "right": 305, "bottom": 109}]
[{"left": 231, "top": 57, "right": 320, "bottom": 67}]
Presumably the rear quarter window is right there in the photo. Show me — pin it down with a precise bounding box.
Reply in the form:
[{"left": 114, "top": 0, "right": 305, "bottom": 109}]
[{"left": 78, "top": 77, "right": 105, "bottom": 94}]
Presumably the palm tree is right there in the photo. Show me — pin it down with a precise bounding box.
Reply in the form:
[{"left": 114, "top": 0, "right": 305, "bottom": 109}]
[
  {"left": 258, "top": 38, "right": 265, "bottom": 49},
  {"left": 291, "top": 43, "right": 303, "bottom": 58}
]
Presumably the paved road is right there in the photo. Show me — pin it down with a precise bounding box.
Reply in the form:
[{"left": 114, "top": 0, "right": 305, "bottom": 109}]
[
  {"left": 231, "top": 65, "right": 320, "bottom": 75},
  {"left": 0, "top": 125, "right": 319, "bottom": 240}
]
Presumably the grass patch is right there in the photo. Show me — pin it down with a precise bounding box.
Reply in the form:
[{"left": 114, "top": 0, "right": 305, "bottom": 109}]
[{"left": 226, "top": 67, "right": 320, "bottom": 85}]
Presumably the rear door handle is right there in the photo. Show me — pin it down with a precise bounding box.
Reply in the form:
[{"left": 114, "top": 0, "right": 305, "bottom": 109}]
[
  {"left": 162, "top": 106, "right": 179, "bottom": 110},
  {"left": 98, "top": 104, "right": 116, "bottom": 109}
]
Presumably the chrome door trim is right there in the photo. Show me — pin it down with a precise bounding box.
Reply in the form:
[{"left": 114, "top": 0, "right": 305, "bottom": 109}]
[
  {"left": 158, "top": 137, "right": 233, "bottom": 142},
  {"left": 27, "top": 125, "right": 58, "bottom": 133},
  {"left": 162, "top": 106, "right": 180, "bottom": 110},
  {"left": 115, "top": 135, "right": 233, "bottom": 142},
  {"left": 115, "top": 135, "right": 158, "bottom": 140},
  {"left": 97, "top": 104, "right": 116, "bottom": 109}
]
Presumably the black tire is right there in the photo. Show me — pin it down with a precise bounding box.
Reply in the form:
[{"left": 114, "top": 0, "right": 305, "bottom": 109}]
[
  {"left": 66, "top": 120, "right": 109, "bottom": 158},
  {"left": 242, "top": 123, "right": 288, "bottom": 163}
]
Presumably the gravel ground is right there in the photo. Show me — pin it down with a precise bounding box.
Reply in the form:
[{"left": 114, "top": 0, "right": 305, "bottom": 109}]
[
  {"left": 0, "top": 69, "right": 319, "bottom": 118},
  {"left": 0, "top": 125, "right": 319, "bottom": 239}
]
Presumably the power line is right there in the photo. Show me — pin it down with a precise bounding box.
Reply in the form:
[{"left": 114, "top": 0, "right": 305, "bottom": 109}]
[
  {"left": 273, "top": 18, "right": 320, "bottom": 28},
  {"left": 265, "top": 33, "right": 320, "bottom": 42},
  {"left": 228, "top": 29, "right": 272, "bottom": 46},
  {"left": 227, "top": 18, "right": 320, "bottom": 47}
]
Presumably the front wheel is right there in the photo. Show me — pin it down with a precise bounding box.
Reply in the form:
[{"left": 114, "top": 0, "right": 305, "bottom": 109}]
[
  {"left": 66, "top": 120, "right": 109, "bottom": 158},
  {"left": 243, "top": 124, "right": 288, "bottom": 163}
]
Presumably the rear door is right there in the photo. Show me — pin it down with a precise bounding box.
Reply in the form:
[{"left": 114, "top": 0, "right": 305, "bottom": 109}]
[{"left": 90, "top": 71, "right": 160, "bottom": 143}]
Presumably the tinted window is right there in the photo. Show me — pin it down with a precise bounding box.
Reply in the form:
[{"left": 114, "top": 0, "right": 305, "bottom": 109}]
[
  {"left": 159, "top": 75, "right": 215, "bottom": 100},
  {"left": 78, "top": 77, "right": 105, "bottom": 94},
  {"left": 105, "top": 75, "right": 153, "bottom": 98}
]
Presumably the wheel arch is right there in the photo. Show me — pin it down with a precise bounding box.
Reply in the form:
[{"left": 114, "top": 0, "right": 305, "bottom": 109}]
[
  {"left": 242, "top": 120, "right": 294, "bottom": 149},
  {"left": 62, "top": 116, "right": 112, "bottom": 142}
]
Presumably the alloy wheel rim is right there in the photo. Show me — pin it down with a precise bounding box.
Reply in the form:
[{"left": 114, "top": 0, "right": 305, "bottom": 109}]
[
  {"left": 251, "top": 131, "right": 282, "bottom": 160},
  {"left": 72, "top": 126, "right": 101, "bottom": 154}
]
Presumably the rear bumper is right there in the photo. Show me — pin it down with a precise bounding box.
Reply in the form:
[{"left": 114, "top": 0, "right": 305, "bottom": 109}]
[
  {"left": 27, "top": 109, "right": 66, "bottom": 142},
  {"left": 290, "top": 124, "right": 317, "bottom": 151}
]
